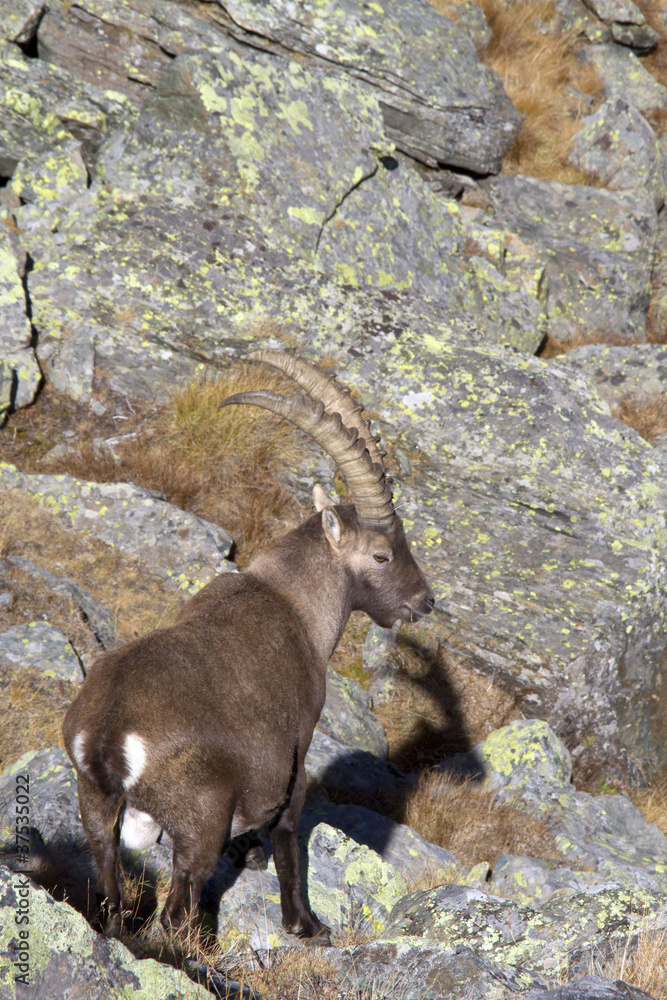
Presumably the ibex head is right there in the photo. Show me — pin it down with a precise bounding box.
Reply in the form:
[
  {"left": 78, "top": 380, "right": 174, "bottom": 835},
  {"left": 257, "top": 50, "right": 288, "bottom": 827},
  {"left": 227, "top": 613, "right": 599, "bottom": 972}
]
[{"left": 221, "top": 350, "right": 435, "bottom": 629}]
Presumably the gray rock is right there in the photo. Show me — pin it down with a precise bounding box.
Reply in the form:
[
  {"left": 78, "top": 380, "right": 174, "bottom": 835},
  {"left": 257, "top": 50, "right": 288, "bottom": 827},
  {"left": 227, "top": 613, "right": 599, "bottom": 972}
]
[
  {"left": 1, "top": 0, "right": 45, "bottom": 46},
  {"left": 523, "top": 975, "right": 659, "bottom": 1000},
  {"left": 0, "top": 592, "right": 14, "bottom": 612},
  {"left": 588, "top": 43, "right": 667, "bottom": 113},
  {"left": 329, "top": 940, "right": 551, "bottom": 1000},
  {"left": 216, "top": 822, "right": 407, "bottom": 950},
  {"left": 205, "top": 0, "right": 521, "bottom": 173},
  {"left": 305, "top": 730, "right": 408, "bottom": 800},
  {"left": 0, "top": 622, "right": 83, "bottom": 683},
  {"left": 0, "top": 868, "right": 211, "bottom": 1000},
  {"left": 489, "top": 853, "right": 611, "bottom": 905},
  {"left": 384, "top": 881, "right": 667, "bottom": 975},
  {"left": 318, "top": 667, "right": 388, "bottom": 757},
  {"left": 303, "top": 800, "right": 459, "bottom": 886},
  {"left": 456, "top": 2, "right": 493, "bottom": 48},
  {"left": 0, "top": 748, "right": 83, "bottom": 850},
  {"left": 363, "top": 622, "right": 400, "bottom": 705},
  {"left": 553, "top": 343, "right": 667, "bottom": 408},
  {"left": 0, "top": 226, "right": 40, "bottom": 411},
  {"left": 567, "top": 97, "right": 666, "bottom": 209},
  {"left": 463, "top": 720, "right": 667, "bottom": 892},
  {"left": 0, "top": 464, "right": 234, "bottom": 594},
  {"left": 5, "top": 556, "right": 116, "bottom": 650},
  {"left": 582, "top": 0, "right": 658, "bottom": 49},
  {"left": 484, "top": 173, "right": 657, "bottom": 345}
]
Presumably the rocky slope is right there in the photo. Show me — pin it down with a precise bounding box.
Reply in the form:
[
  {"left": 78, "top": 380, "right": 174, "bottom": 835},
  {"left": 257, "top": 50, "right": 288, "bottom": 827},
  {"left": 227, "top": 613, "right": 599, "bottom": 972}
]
[{"left": 2, "top": 0, "right": 667, "bottom": 996}]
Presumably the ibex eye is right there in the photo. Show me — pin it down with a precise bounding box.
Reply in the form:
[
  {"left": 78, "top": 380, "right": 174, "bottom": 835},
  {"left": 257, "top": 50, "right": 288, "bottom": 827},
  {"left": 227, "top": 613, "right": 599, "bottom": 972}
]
[{"left": 374, "top": 554, "right": 389, "bottom": 564}]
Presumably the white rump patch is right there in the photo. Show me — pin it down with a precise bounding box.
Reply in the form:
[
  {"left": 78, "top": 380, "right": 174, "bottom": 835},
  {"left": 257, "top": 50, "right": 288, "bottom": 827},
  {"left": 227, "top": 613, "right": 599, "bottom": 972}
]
[
  {"left": 72, "top": 731, "right": 87, "bottom": 773},
  {"left": 120, "top": 807, "right": 161, "bottom": 850},
  {"left": 122, "top": 733, "right": 147, "bottom": 790}
]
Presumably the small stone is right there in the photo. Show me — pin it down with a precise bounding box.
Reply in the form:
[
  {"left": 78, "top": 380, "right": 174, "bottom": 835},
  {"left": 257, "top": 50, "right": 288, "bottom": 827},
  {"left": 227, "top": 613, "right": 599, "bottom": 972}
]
[
  {"left": 89, "top": 398, "right": 107, "bottom": 416},
  {"left": 0, "top": 592, "right": 14, "bottom": 611}
]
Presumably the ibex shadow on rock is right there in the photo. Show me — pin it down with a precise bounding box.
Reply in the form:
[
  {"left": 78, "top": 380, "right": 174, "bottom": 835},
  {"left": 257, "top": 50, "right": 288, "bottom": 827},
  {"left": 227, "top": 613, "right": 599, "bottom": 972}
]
[{"left": 63, "top": 351, "right": 434, "bottom": 943}]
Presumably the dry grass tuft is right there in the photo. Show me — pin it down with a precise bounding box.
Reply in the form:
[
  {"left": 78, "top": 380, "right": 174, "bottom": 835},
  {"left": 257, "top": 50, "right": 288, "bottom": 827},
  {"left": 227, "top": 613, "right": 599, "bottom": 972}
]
[
  {"left": 612, "top": 391, "right": 667, "bottom": 445},
  {"left": 49, "top": 366, "right": 305, "bottom": 564},
  {"left": 600, "top": 925, "right": 667, "bottom": 1000},
  {"left": 403, "top": 771, "right": 563, "bottom": 870},
  {"left": 631, "top": 778, "right": 667, "bottom": 837},
  {"left": 1, "top": 363, "right": 307, "bottom": 565},
  {"left": 537, "top": 329, "right": 644, "bottom": 358},
  {"left": 0, "top": 665, "right": 72, "bottom": 771},
  {"left": 473, "top": 0, "right": 602, "bottom": 181}
]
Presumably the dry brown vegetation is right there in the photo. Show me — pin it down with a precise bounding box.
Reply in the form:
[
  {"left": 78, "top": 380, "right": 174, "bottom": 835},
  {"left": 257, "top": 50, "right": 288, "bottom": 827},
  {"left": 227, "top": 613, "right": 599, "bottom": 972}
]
[
  {"left": 612, "top": 390, "right": 667, "bottom": 445},
  {"left": 431, "top": 0, "right": 603, "bottom": 182},
  {"left": 599, "top": 926, "right": 667, "bottom": 1000},
  {"left": 403, "top": 771, "right": 563, "bottom": 870},
  {"left": 1, "top": 362, "right": 306, "bottom": 565}
]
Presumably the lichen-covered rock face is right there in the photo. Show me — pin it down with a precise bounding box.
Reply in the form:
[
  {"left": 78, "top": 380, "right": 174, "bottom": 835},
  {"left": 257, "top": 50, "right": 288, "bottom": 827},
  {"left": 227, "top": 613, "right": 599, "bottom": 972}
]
[
  {"left": 0, "top": 868, "right": 211, "bottom": 1000},
  {"left": 384, "top": 881, "right": 667, "bottom": 975},
  {"left": 554, "top": 342, "right": 667, "bottom": 435},
  {"left": 0, "top": 464, "right": 235, "bottom": 594},
  {"left": 0, "top": 748, "right": 83, "bottom": 853},
  {"left": 318, "top": 666, "right": 388, "bottom": 757},
  {"left": 483, "top": 173, "right": 657, "bottom": 345},
  {"left": 0, "top": 622, "right": 83, "bottom": 683},
  {"left": 567, "top": 97, "right": 666, "bottom": 210},
  {"left": 581, "top": 0, "right": 658, "bottom": 50},
  {"left": 588, "top": 42, "right": 667, "bottom": 112},
  {"left": 216, "top": 822, "right": 408, "bottom": 950},
  {"left": 38, "top": 0, "right": 519, "bottom": 174}
]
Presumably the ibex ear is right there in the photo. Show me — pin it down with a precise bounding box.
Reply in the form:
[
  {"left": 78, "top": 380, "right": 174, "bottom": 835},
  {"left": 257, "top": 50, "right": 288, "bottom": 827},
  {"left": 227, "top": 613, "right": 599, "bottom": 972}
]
[
  {"left": 313, "top": 484, "right": 338, "bottom": 512},
  {"left": 321, "top": 505, "right": 342, "bottom": 548}
]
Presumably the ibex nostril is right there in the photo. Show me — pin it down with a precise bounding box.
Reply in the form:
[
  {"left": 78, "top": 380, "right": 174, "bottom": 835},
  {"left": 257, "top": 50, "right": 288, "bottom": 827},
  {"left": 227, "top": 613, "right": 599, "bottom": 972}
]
[{"left": 424, "top": 594, "right": 436, "bottom": 609}]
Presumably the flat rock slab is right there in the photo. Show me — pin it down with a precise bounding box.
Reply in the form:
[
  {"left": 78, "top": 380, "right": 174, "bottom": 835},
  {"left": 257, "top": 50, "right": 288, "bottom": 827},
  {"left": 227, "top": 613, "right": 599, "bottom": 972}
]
[
  {"left": 0, "top": 463, "right": 234, "bottom": 594},
  {"left": 0, "top": 621, "right": 83, "bottom": 682},
  {"left": 483, "top": 173, "right": 657, "bottom": 344}
]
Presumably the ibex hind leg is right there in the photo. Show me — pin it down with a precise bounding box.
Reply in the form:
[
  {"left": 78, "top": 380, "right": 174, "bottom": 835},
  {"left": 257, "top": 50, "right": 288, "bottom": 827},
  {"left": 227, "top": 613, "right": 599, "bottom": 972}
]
[
  {"left": 77, "top": 773, "right": 124, "bottom": 936},
  {"left": 161, "top": 798, "right": 232, "bottom": 932},
  {"left": 270, "top": 764, "right": 331, "bottom": 945}
]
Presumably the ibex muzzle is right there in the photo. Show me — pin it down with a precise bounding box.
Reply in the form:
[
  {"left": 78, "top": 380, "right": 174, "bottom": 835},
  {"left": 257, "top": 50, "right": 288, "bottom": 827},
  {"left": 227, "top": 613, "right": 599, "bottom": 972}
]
[{"left": 63, "top": 351, "right": 434, "bottom": 942}]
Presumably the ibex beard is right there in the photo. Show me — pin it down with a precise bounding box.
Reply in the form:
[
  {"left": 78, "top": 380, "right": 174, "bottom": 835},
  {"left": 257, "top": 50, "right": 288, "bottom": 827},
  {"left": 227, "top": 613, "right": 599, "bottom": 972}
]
[{"left": 63, "top": 351, "right": 434, "bottom": 943}]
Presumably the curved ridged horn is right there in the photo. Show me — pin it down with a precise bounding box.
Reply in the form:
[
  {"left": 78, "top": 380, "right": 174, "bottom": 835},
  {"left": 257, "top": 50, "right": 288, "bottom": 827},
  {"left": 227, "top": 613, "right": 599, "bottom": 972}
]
[
  {"left": 247, "top": 350, "right": 388, "bottom": 474},
  {"left": 220, "top": 389, "right": 395, "bottom": 530}
]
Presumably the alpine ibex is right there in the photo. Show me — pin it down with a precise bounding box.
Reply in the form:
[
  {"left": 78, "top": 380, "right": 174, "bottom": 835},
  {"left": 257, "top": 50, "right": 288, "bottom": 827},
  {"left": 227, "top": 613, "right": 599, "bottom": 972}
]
[{"left": 62, "top": 351, "right": 434, "bottom": 942}]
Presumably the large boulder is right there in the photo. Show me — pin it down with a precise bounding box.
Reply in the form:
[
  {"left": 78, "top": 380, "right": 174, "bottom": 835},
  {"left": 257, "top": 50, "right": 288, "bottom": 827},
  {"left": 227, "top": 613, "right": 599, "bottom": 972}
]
[
  {"left": 0, "top": 867, "right": 211, "bottom": 1000},
  {"left": 37, "top": 0, "right": 521, "bottom": 174},
  {"left": 482, "top": 173, "right": 657, "bottom": 345}
]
